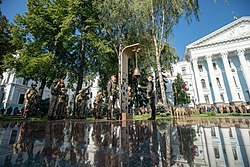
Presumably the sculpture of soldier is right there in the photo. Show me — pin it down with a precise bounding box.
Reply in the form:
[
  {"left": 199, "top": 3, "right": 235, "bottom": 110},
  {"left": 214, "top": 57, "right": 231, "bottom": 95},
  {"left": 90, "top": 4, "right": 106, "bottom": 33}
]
[
  {"left": 48, "top": 79, "right": 61, "bottom": 120},
  {"left": 24, "top": 82, "right": 38, "bottom": 118},
  {"left": 107, "top": 74, "right": 118, "bottom": 120},
  {"left": 55, "top": 85, "right": 69, "bottom": 119},
  {"left": 93, "top": 91, "right": 104, "bottom": 119},
  {"left": 138, "top": 74, "right": 156, "bottom": 120},
  {"left": 75, "top": 87, "right": 89, "bottom": 119}
]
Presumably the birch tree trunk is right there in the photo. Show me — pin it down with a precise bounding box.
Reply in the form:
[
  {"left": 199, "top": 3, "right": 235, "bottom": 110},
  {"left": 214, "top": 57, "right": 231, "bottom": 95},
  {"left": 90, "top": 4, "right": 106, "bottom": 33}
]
[{"left": 150, "top": 0, "right": 169, "bottom": 110}]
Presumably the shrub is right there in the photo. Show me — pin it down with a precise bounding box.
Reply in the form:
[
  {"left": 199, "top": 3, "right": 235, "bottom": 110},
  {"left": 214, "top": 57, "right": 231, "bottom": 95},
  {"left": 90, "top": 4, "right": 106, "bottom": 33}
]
[
  {"left": 207, "top": 111, "right": 216, "bottom": 116},
  {"left": 156, "top": 102, "right": 171, "bottom": 117}
]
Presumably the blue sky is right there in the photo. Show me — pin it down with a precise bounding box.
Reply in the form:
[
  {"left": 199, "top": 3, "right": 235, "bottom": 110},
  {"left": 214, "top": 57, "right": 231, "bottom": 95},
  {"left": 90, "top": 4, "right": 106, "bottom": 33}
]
[{"left": 1, "top": 0, "right": 250, "bottom": 60}]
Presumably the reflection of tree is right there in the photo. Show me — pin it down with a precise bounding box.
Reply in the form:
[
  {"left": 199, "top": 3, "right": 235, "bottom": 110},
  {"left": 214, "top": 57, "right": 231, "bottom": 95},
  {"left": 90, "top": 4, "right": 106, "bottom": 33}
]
[
  {"left": 91, "top": 122, "right": 120, "bottom": 167},
  {"left": 157, "top": 122, "right": 169, "bottom": 167},
  {"left": 6, "top": 120, "right": 176, "bottom": 166},
  {"left": 178, "top": 126, "right": 196, "bottom": 166}
]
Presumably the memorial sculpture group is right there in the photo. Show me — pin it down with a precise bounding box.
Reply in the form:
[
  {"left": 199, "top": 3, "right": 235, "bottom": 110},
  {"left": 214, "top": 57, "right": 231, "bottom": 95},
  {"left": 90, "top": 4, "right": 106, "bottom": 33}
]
[
  {"left": 23, "top": 72, "right": 158, "bottom": 120},
  {"left": 23, "top": 73, "right": 248, "bottom": 120}
]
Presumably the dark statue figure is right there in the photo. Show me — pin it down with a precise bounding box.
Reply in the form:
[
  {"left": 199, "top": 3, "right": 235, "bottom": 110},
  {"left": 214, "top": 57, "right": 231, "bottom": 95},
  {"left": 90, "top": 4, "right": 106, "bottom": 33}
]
[
  {"left": 106, "top": 74, "right": 118, "bottom": 120},
  {"left": 24, "top": 82, "right": 38, "bottom": 118},
  {"left": 139, "top": 75, "right": 156, "bottom": 120}
]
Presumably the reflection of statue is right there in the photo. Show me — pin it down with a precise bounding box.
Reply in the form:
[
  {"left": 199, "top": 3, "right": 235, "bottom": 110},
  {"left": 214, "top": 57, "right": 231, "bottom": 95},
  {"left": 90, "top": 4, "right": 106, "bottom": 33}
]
[
  {"left": 107, "top": 74, "right": 118, "bottom": 120},
  {"left": 71, "top": 123, "right": 88, "bottom": 164},
  {"left": 24, "top": 82, "right": 38, "bottom": 118}
]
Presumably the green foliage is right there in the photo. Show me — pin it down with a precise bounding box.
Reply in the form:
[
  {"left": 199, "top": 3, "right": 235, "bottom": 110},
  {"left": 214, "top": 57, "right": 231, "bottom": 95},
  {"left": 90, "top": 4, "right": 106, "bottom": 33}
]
[
  {"left": 3, "top": 0, "right": 68, "bottom": 88},
  {"left": 161, "top": 43, "right": 179, "bottom": 72},
  {"left": 0, "top": 8, "right": 17, "bottom": 75},
  {"left": 229, "top": 112, "right": 241, "bottom": 116},
  {"left": 156, "top": 102, "right": 171, "bottom": 117},
  {"left": 207, "top": 111, "right": 216, "bottom": 116},
  {"left": 31, "top": 98, "right": 50, "bottom": 117},
  {"left": 174, "top": 73, "right": 191, "bottom": 105},
  {"left": 1, "top": 0, "right": 201, "bottom": 97},
  {"left": 156, "top": 102, "right": 168, "bottom": 113}
]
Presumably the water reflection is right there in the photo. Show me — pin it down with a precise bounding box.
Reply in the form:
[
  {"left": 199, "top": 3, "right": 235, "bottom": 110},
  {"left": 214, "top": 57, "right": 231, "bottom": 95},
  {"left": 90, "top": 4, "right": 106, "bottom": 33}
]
[{"left": 0, "top": 118, "right": 250, "bottom": 167}]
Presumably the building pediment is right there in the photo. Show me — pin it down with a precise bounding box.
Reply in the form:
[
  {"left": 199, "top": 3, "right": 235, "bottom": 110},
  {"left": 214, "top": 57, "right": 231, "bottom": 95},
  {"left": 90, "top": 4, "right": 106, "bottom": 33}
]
[{"left": 187, "top": 16, "right": 250, "bottom": 49}]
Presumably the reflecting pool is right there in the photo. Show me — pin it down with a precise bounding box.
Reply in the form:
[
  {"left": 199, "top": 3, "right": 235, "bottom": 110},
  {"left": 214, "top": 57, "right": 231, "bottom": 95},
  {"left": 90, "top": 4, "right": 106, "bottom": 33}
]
[{"left": 0, "top": 117, "right": 250, "bottom": 167}]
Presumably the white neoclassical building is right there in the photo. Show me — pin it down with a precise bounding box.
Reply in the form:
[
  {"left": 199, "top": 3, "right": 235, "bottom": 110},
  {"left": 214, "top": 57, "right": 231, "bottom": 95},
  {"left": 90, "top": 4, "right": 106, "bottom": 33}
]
[{"left": 185, "top": 16, "right": 250, "bottom": 106}]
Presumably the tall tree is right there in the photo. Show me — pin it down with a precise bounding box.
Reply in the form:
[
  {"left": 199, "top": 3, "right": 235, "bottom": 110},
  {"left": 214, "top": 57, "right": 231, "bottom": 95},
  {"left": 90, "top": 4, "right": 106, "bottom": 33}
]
[
  {"left": 156, "top": 43, "right": 179, "bottom": 102},
  {"left": 0, "top": 0, "right": 16, "bottom": 75},
  {"left": 58, "top": 0, "right": 112, "bottom": 93},
  {"left": 3, "top": 0, "right": 69, "bottom": 97},
  {"left": 147, "top": 0, "right": 199, "bottom": 110},
  {"left": 95, "top": 0, "right": 155, "bottom": 109}
]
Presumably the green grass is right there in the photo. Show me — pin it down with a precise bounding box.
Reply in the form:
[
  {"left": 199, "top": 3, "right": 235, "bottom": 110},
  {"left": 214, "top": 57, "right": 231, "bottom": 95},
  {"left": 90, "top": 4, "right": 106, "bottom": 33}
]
[{"left": 132, "top": 114, "right": 151, "bottom": 120}]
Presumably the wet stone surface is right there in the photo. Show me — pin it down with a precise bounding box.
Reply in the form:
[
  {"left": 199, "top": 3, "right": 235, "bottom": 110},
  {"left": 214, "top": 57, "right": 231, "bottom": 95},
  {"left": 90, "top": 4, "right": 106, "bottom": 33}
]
[{"left": 0, "top": 117, "right": 250, "bottom": 167}]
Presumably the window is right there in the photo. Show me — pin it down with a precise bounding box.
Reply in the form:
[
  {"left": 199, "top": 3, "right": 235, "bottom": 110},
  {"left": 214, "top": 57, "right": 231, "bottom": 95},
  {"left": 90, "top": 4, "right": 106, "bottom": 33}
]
[
  {"left": 229, "top": 128, "right": 233, "bottom": 137},
  {"left": 233, "top": 76, "right": 238, "bottom": 87},
  {"left": 1, "top": 92, "right": 5, "bottom": 104},
  {"left": 214, "top": 147, "right": 220, "bottom": 159},
  {"left": 9, "top": 130, "right": 18, "bottom": 145},
  {"left": 216, "top": 78, "right": 221, "bottom": 88},
  {"left": 170, "top": 66, "right": 174, "bottom": 76},
  {"left": 205, "top": 95, "right": 210, "bottom": 104},
  {"left": 238, "top": 93, "right": 241, "bottom": 100},
  {"left": 185, "top": 81, "right": 189, "bottom": 89},
  {"left": 181, "top": 67, "right": 187, "bottom": 75},
  {"left": 22, "top": 78, "right": 28, "bottom": 85},
  {"left": 201, "top": 79, "right": 206, "bottom": 89},
  {"left": 18, "top": 94, "right": 25, "bottom": 104},
  {"left": 213, "top": 62, "right": 217, "bottom": 70},
  {"left": 198, "top": 65, "right": 203, "bottom": 72},
  {"left": 232, "top": 148, "right": 238, "bottom": 160},
  {"left": 228, "top": 60, "right": 232, "bottom": 68},
  {"left": 220, "top": 94, "right": 225, "bottom": 102},
  {"left": 246, "top": 91, "right": 250, "bottom": 100},
  {"left": 211, "top": 127, "right": 216, "bottom": 136}
]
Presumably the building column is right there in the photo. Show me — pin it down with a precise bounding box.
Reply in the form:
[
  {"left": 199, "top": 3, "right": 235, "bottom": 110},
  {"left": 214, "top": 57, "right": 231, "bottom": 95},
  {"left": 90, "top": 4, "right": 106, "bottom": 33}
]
[
  {"left": 221, "top": 52, "right": 240, "bottom": 103},
  {"left": 192, "top": 57, "right": 206, "bottom": 104},
  {"left": 237, "top": 49, "right": 250, "bottom": 93},
  {"left": 206, "top": 54, "right": 223, "bottom": 104}
]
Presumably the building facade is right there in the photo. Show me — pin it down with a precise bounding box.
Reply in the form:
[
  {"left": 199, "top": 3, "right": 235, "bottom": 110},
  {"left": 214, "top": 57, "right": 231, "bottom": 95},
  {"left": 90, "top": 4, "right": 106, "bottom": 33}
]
[
  {"left": 164, "top": 16, "right": 250, "bottom": 107},
  {"left": 184, "top": 16, "right": 250, "bottom": 106},
  {"left": 0, "top": 72, "right": 51, "bottom": 112}
]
